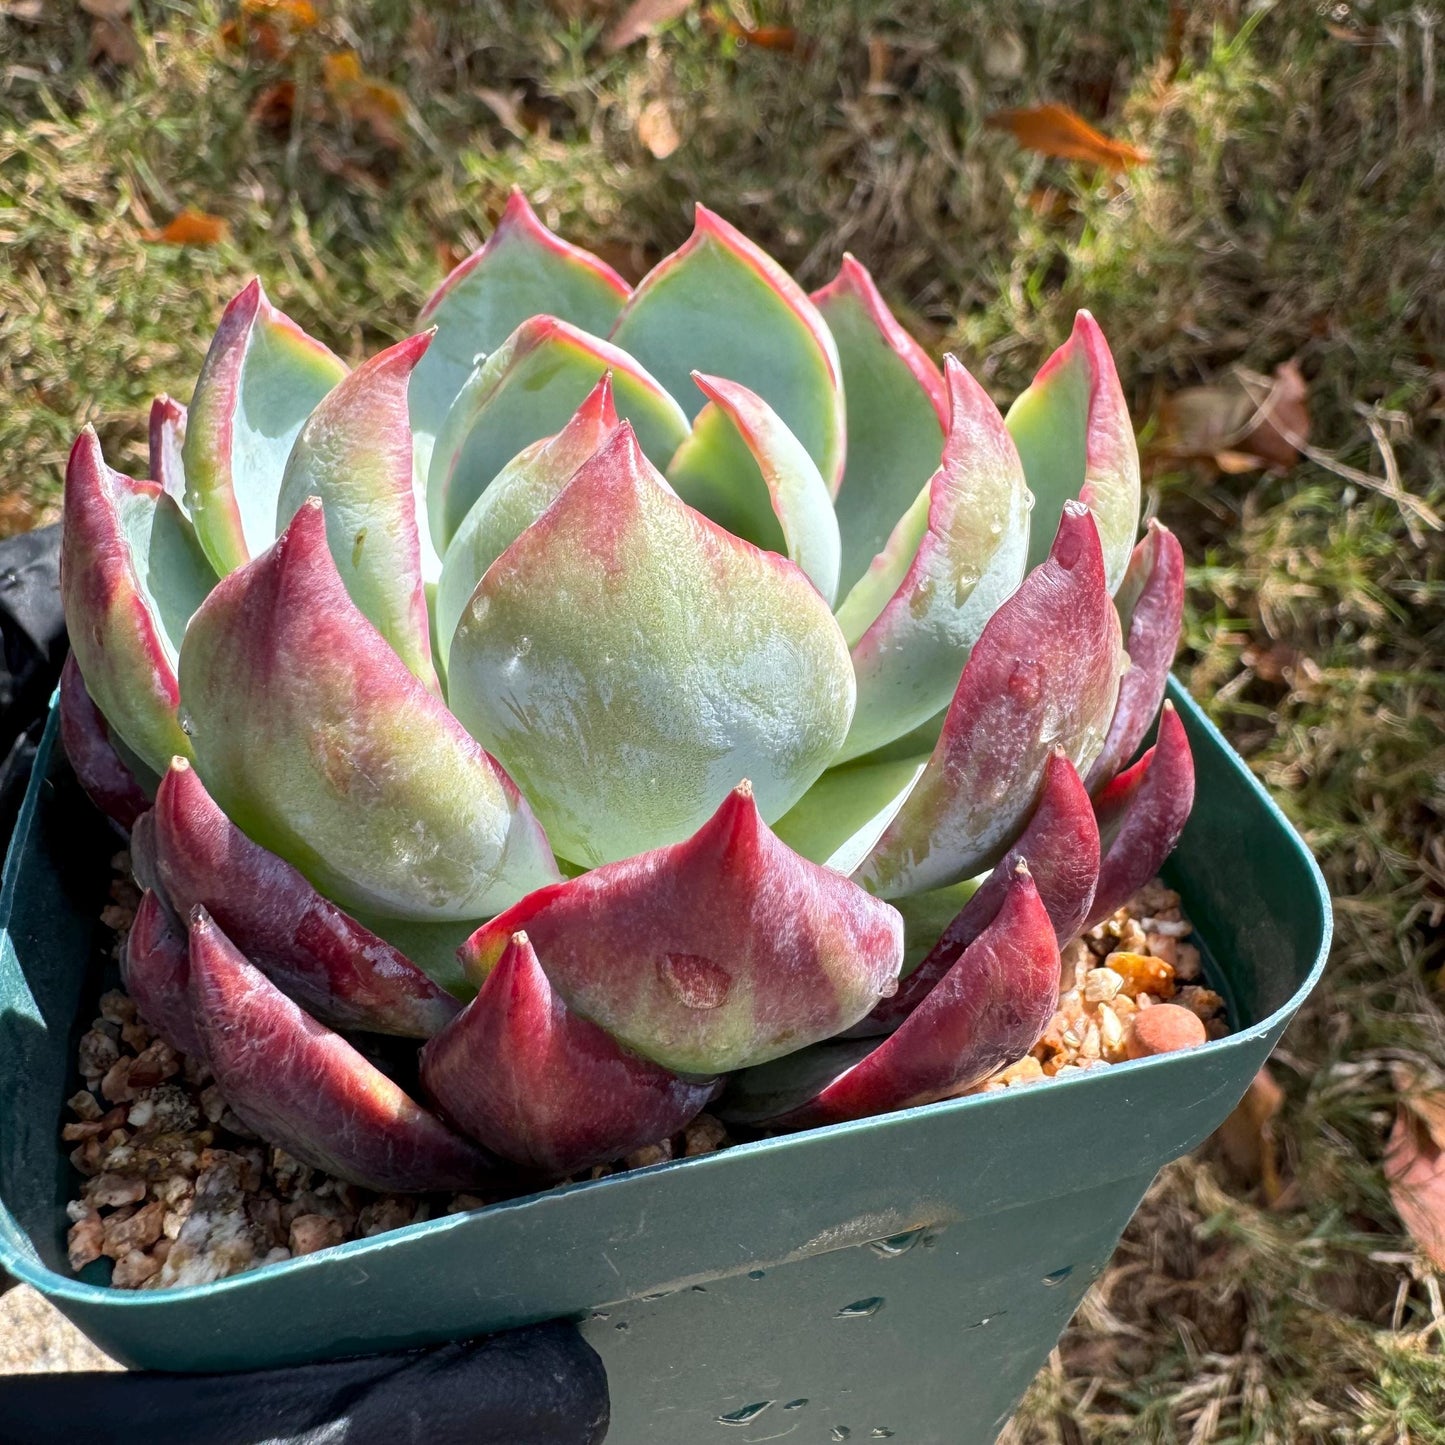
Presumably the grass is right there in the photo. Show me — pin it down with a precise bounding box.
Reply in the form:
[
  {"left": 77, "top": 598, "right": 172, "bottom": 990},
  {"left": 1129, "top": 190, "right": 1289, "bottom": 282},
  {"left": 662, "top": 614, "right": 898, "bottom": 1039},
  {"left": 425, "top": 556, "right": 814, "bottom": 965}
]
[{"left": 2, "top": 0, "right": 1443, "bottom": 1435}]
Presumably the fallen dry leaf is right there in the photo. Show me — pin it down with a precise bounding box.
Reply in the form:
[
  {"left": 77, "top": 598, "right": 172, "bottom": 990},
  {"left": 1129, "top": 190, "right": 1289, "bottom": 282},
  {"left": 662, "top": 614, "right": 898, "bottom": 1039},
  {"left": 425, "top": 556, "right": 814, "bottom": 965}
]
[
  {"left": 88, "top": 15, "right": 141, "bottom": 67},
  {"left": 637, "top": 98, "right": 681, "bottom": 158},
  {"left": 707, "top": 13, "right": 800, "bottom": 52},
  {"left": 0, "top": 0, "right": 47, "bottom": 21},
  {"left": 1386, "top": 1100, "right": 1445, "bottom": 1271},
  {"left": 323, "top": 49, "right": 408, "bottom": 149},
  {"left": 1214, "top": 1065, "right": 1286, "bottom": 1204},
  {"left": 986, "top": 102, "right": 1149, "bottom": 172},
  {"left": 79, "top": 0, "right": 131, "bottom": 18},
  {"left": 142, "top": 209, "right": 230, "bottom": 247},
  {"left": 249, "top": 79, "right": 297, "bottom": 134},
  {"left": 1156, "top": 360, "right": 1311, "bottom": 475},
  {"left": 601, "top": 0, "right": 694, "bottom": 54}
]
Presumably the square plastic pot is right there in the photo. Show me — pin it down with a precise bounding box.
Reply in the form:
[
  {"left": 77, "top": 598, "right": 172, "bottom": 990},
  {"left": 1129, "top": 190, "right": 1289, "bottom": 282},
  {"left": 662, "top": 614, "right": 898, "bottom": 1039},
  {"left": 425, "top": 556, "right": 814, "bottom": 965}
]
[{"left": 0, "top": 680, "right": 1329, "bottom": 1444}]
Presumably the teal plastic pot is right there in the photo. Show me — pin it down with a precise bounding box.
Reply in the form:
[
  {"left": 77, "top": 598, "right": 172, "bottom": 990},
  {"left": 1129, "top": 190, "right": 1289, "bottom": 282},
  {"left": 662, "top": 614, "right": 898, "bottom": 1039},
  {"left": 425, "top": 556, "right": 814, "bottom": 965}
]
[{"left": 1, "top": 681, "right": 1328, "bottom": 1444}]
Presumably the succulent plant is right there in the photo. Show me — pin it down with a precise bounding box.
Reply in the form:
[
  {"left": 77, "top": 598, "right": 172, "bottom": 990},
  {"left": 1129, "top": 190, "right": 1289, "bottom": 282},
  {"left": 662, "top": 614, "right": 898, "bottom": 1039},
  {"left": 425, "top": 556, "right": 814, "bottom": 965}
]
[{"left": 61, "top": 192, "right": 1195, "bottom": 1191}]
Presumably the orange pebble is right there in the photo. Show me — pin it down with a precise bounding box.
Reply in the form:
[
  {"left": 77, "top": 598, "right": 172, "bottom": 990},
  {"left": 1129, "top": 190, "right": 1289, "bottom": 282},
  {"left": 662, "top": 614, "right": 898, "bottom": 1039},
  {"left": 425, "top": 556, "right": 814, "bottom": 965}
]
[{"left": 1125, "top": 1003, "right": 1207, "bottom": 1059}]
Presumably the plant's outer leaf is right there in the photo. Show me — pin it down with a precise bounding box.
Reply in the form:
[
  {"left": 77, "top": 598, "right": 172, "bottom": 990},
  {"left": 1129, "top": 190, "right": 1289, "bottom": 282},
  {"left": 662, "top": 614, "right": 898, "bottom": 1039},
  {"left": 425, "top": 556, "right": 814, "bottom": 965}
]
[
  {"left": 459, "top": 783, "right": 904, "bottom": 1075},
  {"left": 985, "top": 103, "right": 1149, "bottom": 171},
  {"left": 421, "top": 932, "right": 715, "bottom": 1176},
  {"left": 835, "top": 355, "right": 1032, "bottom": 762},
  {"left": 1005, "top": 311, "right": 1139, "bottom": 593},
  {"left": 60, "top": 429, "right": 215, "bottom": 774},
  {"left": 427, "top": 315, "right": 687, "bottom": 552},
  {"left": 178, "top": 498, "right": 560, "bottom": 922},
  {"left": 609, "top": 205, "right": 845, "bottom": 492},
  {"left": 412, "top": 190, "right": 630, "bottom": 481},
  {"left": 148, "top": 395, "right": 187, "bottom": 509},
  {"left": 1385, "top": 1107, "right": 1445, "bottom": 1270},
  {"left": 122, "top": 888, "right": 206, "bottom": 1062},
  {"left": 666, "top": 372, "right": 840, "bottom": 604},
  {"left": 276, "top": 331, "right": 438, "bottom": 689},
  {"left": 183, "top": 278, "right": 348, "bottom": 575},
  {"left": 773, "top": 755, "right": 926, "bottom": 874},
  {"left": 435, "top": 374, "right": 618, "bottom": 671},
  {"left": 811, "top": 254, "right": 947, "bottom": 599},
  {"left": 728, "top": 864, "right": 1058, "bottom": 1127},
  {"left": 187, "top": 908, "right": 493, "bottom": 1192},
  {"left": 447, "top": 426, "right": 855, "bottom": 867},
  {"left": 1084, "top": 701, "right": 1195, "bottom": 929},
  {"left": 861, "top": 749, "right": 1098, "bottom": 1034},
  {"left": 152, "top": 758, "right": 461, "bottom": 1037},
  {"left": 58, "top": 653, "right": 152, "bottom": 830},
  {"left": 1085, "top": 520, "right": 1186, "bottom": 792},
  {"left": 856, "top": 502, "right": 1122, "bottom": 899}
]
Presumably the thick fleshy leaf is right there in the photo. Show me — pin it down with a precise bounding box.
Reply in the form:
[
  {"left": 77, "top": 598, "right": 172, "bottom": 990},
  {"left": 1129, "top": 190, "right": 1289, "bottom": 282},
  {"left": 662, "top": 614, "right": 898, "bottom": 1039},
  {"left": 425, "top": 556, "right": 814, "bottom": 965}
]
[
  {"left": 411, "top": 190, "right": 631, "bottom": 477},
  {"left": 58, "top": 654, "right": 152, "bottom": 830},
  {"left": 1084, "top": 702, "right": 1195, "bottom": 930},
  {"left": 123, "top": 889, "right": 207, "bottom": 1062},
  {"left": 862, "top": 749, "right": 1099, "bottom": 1034},
  {"left": 275, "top": 331, "right": 438, "bottom": 688},
  {"left": 435, "top": 373, "right": 618, "bottom": 671},
  {"left": 183, "top": 279, "right": 348, "bottom": 575},
  {"left": 726, "top": 863, "right": 1059, "bottom": 1128},
  {"left": 178, "top": 498, "right": 560, "bottom": 922},
  {"left": 812, "top": 255, "right": 948, "bottom": 598},
  {"left": 447, "top": 426, "right": 855, "bottom": 867},
  {"left": 427, "top": 315, "right": 688, "bottom": 552},
  {"left": 60, "top": 429, "right": 215, "bottom": 774},
  {"left": 151, "top": 758, "right": 461, "bottom": 1038},
  {"left": 1005, "top": 310, "right": 1140, "bottom": 593},
  {"left": 856, "top": 502, "right": 1123, "bottom": 899},
  {"left": 421, "top": 932, "right": 715, "bottom": 1176},
  {"left": 347, "top": 910, "right": 478, "bottom": 999},
  {"left": 148, "top": 395, "right": 187, "bottom": 508},
  {"left": 187, "top": 908, "right": 493, "bottom": 1192},
  {"left": 1085, "top": 521, "right": 1186, "bottom": 792},
  {"left": 834, "top": 355, "right": 1032, "bottom": 762},
  {"left": 609, "top": 206, "right": 846, "bottom": 491},
  {"left": 459, "top": 783, "right": 904, "bottom": 1075},
  {"left": 666, "top": 373, "right": 840, "bottom": 605}
]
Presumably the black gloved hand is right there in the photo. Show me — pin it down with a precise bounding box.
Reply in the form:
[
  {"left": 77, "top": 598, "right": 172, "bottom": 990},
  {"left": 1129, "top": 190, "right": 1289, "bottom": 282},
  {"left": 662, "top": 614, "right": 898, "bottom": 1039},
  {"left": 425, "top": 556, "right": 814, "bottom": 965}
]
[{"left": 0, "top": 1323, "right": 610, "bottom": 1445}]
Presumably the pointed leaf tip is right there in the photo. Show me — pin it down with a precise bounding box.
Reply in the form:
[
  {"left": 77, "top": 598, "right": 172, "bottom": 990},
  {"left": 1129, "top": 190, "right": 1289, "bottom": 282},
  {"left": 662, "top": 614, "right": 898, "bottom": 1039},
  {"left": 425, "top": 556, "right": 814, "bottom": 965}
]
[
  {"left": 276, "top": 331, "right": 437, "bottom": 688},
  {"left": 1005, "top": 311, "right": 1140, "bottom": 593},
  {"left": 1084, "top": 701, "right": 1195, "bottom": 930},
  {"left": 123, "top": 889, "right": 206, "bottom": 1062},
  {"left": 178, "top": 498, "right": 559, "bottom": 923},
  {"left": 187, "top": 908, "right": 493, "bottom": 1192},
  {"left": 1085, "top": 520, "right": 1185, "bottom": 792},
  {"left": 863, "top": 748, "right": 1097, "bottom": 1033},
  {"left": 448, "top": 420, "right": 855, "bottom": 868},
  {"left": 835, "top": 351, "right": 1031, "bottom": 761},
  {"left": 856, "top": 502, "right": 1122, "bottom": 898},
  {"left": 734, "top": 864, "right": 1059, "bottom": 1128},
  {"left": 153, "top": 758, "right": 461, "bottom": 1037},
  {"left": 460, "top": 785, "right": 904, "bottom": 1075},
  {"left": 421, "top": 931, "right": 714, "bottom": 1177}
]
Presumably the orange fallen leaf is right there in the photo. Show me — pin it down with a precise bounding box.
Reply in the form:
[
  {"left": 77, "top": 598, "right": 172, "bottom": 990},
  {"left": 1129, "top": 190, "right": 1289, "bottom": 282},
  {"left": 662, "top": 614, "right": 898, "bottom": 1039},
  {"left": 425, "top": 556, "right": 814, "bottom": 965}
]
[
  {"left": 1214, "top": 1065, "right": 1286, "bottom": 1204},
  {"left": 142, "top": 209, "right": 230, "bottom": 246},
  {"left": 602, "top": 0, "right": 695, "bottom": 54},
  {"left": 323, "top": 49, "right": 408, "bottom": 149},
  {"left": 986, "top": 102, "right": 1149, "bottom": 173},
  {"left": 1386, "top": 1082, "right": 1445, "bottom": 1271},
  {"left": 637, "top": 98, "right": 681, "bottom": 158},
  {"left": 709, "top": 15, "right": 800, "bottom": 52}
]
